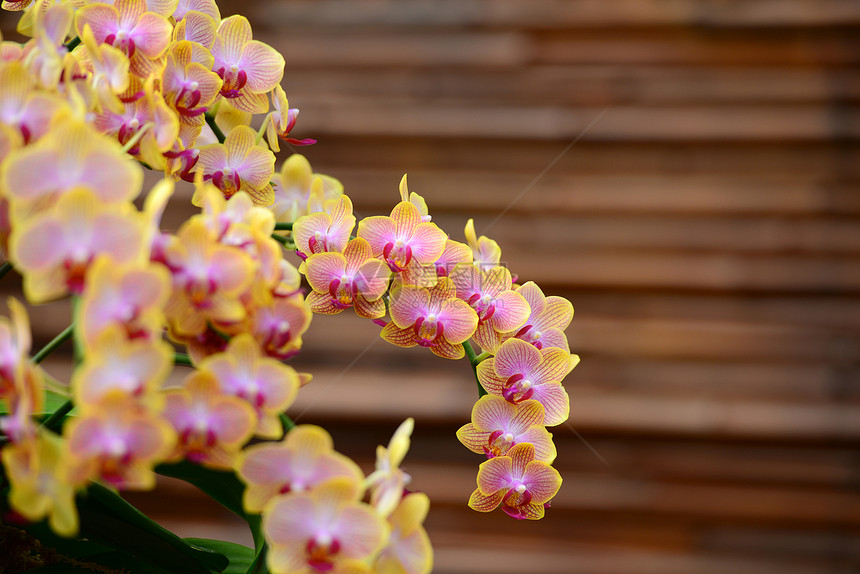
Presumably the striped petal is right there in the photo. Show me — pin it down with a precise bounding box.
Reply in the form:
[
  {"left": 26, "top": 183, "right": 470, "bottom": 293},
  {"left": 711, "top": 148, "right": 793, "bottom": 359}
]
[
  {"left": 475, "top": 455, "right": 512, "bottom": 495},
  {"left": 467, "top": 488, "right": 504, "bottom": 513},
  {"left": 494, "top": 338, "right": 541, "bottom": 379}
]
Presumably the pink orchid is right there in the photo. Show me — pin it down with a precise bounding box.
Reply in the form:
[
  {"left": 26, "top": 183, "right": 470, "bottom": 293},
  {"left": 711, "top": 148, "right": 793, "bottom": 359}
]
[
  {"left": 450, "top": 264, "right": 530, "bottom": 352},
  {"left": 1, "top": 120, "right": 142, "bottom": 209},
  {"left": 10, "top": 187, "right": 148, "bottom": 303},
  {"left": 75, "top": 0, "right": 173, "bottom": 78},
  {"left": 163, "top": 371, "right": 257, "bottom": 469},
  {"left": 263, "top": 478, "right": 388, "bottom": 574},
  {"left": 161, "top": 217, "right": 254, "bottom": 337},
  {"left": 399, "top": 238, "right": 473, "bottom": 290},
  {"left": 304, "top": 237, "right": 391, "bottom": 320},
  {"left": 0, "top": 62, "right": 64, "bottom": 144},
  {"left": 246, "top": 292, "right": 312, "bottom": 361},
  {"left": 65, "top": 393, "right": 176, "bottom": 489},
  {"left": 237, "top": 425, "right": 364, "bottom": 513},
  {"left": 196, "top": 125, "right": 275, "bottom": 205},
  {"left": 210, "top": 15, "right": 283, "bottom": 113},
  {"left": 456, "top": 395, "right": 556, "bottom": 463},
  {"left": 468, "top": 442, "right": 561, "bottom": 520},
  {"left": 357, "top": 201, "right": 447, "bottom": 274},
  {"left": 504, "top": 281, "right": 574, "bottom": 352},
  {"left": 199, "top": 333, "right": 299, "bottom": 439},
  {"left": 293, "top": 194, "right": 355, "bottom": 258},
  {"left": 78, "top": 257, "right": 171, "bottom": 349},
  {"left": 476, "top": 338, "right": 571, "bottom": 426},
  {"left": 381, "top": 277, "right": 478, "bottom": 360},
  {"left": 71, "top": 326, "right": 172, "bottom": 408}
]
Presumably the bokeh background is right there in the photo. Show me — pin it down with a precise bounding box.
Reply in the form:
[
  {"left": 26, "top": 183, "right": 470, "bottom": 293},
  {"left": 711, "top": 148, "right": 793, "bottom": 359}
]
[{"left": 4, "top": 1, "right": 860, "bottom": 572}]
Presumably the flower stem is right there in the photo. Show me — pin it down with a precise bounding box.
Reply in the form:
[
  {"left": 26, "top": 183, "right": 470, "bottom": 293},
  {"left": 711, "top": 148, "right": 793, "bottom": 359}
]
[
  {"left": 174, "top": 353, "right": 193, "bottom": 367},
  {"left": 273, "top": 222, "right": 293, "bottom": 231},
  {"left": 462, "top": 341, "right": 488, "bottom": 397},
  {"left": 270, "top": 234, "right": 295, "bottom": 248},
  {"left": 204, "top": 112, "right": 226, "bottom": 143},
  {"left": 64, "top": 36, "right": 81, "bottom": 51},
  {"left": 0, "top": 261, "right": 13, "bottom": 280},
  {"left": 32, "top": 323, "right": 74, "bottom": 365},
  {"left": 279, "top": 413, "right": 294, "bottom": 432}
]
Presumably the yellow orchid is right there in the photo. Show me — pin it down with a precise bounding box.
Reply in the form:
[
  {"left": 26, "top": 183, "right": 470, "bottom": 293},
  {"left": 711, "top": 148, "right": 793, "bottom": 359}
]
[
  {"left": 270, "top": 153, "right": 342, "bottom": 223},
  {"left": 365, "top": 418, "right": 414, "bottom": 517},
  {"left": 195, "top": 125, "right": 275, "bottom": 205},
  {"left": 374, "top": 493, "right": 433, "bottom": 574},
  {"left": 1, "top": 433, "right": 79, "bottom": 537}
]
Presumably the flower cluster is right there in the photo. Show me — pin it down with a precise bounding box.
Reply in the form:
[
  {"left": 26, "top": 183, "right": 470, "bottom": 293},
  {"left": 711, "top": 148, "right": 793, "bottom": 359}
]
[
  {"left": 292, "top": 174, "right": 578, "bottom": 520},
  {"left": 0, "top": 0, "right": 577, "bottom": 570}
]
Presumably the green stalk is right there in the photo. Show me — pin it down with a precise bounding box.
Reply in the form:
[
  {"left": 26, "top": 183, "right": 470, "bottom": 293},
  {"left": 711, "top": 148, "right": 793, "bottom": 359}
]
[
  {"left": 32, "top": 324, "right": 74, "bottom": 365},
  {"left": 463, "top": 341, "right": 488, "bottom": 397},
  {"left": 204, "top": 112, "right": 226, "bottom": 143},
  {"left": 273, "top": 222, "right": 293, "bottom": 231},
  {"left": 174, "top": 353, "right": 194, "bottom": 367},
  {"left": 0, "top": 261, "right": 13, "bottom": 280},
  {"left": 270, "top": 234, "right": 294, "bottom": 248}
]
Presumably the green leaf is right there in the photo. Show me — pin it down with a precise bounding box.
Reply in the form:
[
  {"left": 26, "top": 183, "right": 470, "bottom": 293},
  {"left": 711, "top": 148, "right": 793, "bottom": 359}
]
[
  {"left": 156, "top": 461, "right": 247, "bottom": 519},
  {"left": 79, "top": 483, "right": 229, "bottom": 574},
  {"left": 156, "top": 461, "right": 265, "bottom": 552},
  {"left": 0, "top": 389, "right": 69, "bottom": 417},
  {"left": 185, "top": 539, "right": 255, "bottom": 574}
]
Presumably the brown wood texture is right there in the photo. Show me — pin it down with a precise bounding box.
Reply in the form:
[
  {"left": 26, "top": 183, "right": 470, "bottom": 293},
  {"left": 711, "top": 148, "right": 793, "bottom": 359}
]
[{"left": 4, "top": 0, "right": 860, "bottom": 572}]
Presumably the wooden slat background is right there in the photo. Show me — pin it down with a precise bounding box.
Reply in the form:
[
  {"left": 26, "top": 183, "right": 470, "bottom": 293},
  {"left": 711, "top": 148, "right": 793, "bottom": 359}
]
[{"left": 4, "top": 1, "right": 860, "bottom": 572}]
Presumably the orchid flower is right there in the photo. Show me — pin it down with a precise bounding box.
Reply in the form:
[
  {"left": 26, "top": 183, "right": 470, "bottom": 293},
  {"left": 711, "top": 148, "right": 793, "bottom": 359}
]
[
  {"left": 468, "top": 442, "right": 561, "bottom": 520},
  {"left": 161, "top": 40, "right": 222, "bottom": 125},
  {"left": 0, "top": 61, "right": 65, "bottom": 144},
  {"left": 450, "top": 263, "right": 530, "bottom": 353},
  {"left": 304, "top": 237, "right": 391, "bottom": 319},
  {"left": 171, "top": 8, "right": 218, "bottom": 49},
  {"left": 374, "top": 492, "right": 433, "bottom": 574},
  {"left": 365, "top": 418, "right": 413, "bottom": 517},
  {"left": 1, "top": 118, "right": 142, "bottom": 211},
  {"left": 399, "top": 238, "right": 473, "bottom": 288},
  {"left": 0, "top": 297, "right": 32, "bottom": 399},
  {"left": 196, "top": 124, "right": 275, "bottom": 205},
  {"left": 293, "top": 194, "right": 355, "bottom": 258},
  {"left": 71, "top": 325, "right": 172, "bottom": 408},
  {"left": 503, "top": 281, "right": 574, "bottom": 353},
  {"left": 74, "top": 0, "right": 173, "bottom": 78},
  {"left": 65, "top": 392, "right": 176, "bottom": 490},
  {"left": 10, "top": 187, "right": 148, "bottom": 303},
  {"left": 173, "top": 0, "right": 220, "bottom": 22},
  {"left": 398, "top": 174, "right": 430, "bottom": 222},
  {"left": 78, "top": 24, "right": 131, "bottom": 114},
  {"left": 162, "top": 370, "right": 257, "bottom": 468},
  {"left": 210, "top": 15, "right": 283, "bottom": 113},
  {"left": 270, "top": 153, "right": 342, "bottom": 223},
  {"left": 265, "top": 85, "right": 315, "bottom": 152},
  {"left": 358, "top": 201, "right": 447, "bottom": 274},
  {"left": 237, "top": 424, "right": 364, "bottom": 513},
  {"left": 456, "top": 395, "right": 556, "bottom": 463},
  {"left": 199, "top": 333, "right": 299, "bottom": 439},
  {"left": 263, "top": 478, "right": 388, "bottom": 574},
  {"left": 1, "top": 433, "right": 79, "bottom": 537},
  {"left": 464, "top": 218, "right": 501, "bottom": 269},
  {"left": 161, "top": 216, "right": 254, "bottom": 337},
  {"left": 78, "top": 256, "right": 171, "bottom": 349},
  {"left": 382, "top": 277, "right": 478, "bottom": 360},
  {"left": 476, "top": 338, "right": 571, "bottom": 427},
  {"left": 246, "top": 291, "right": 312, "bottom": 360}
]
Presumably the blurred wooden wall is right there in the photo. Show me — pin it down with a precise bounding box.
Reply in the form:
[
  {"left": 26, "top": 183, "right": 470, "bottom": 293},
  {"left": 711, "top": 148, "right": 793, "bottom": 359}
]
[{"left": 5, "top": 0, "right": 860, "bottom": 572}]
